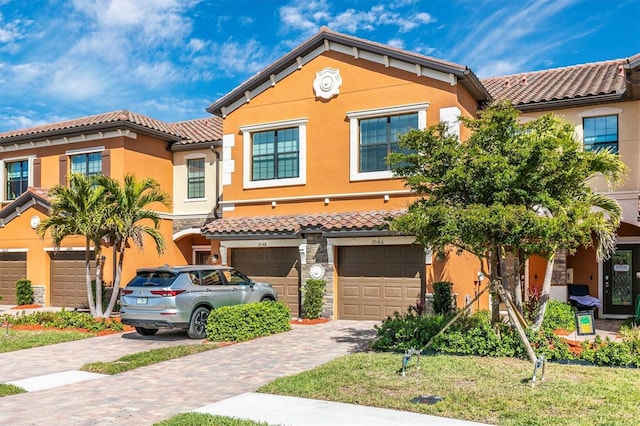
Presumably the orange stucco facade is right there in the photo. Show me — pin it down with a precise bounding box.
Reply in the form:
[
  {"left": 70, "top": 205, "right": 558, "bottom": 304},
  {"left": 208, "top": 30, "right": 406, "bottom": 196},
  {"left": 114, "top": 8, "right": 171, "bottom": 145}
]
[
  {"left": 0, "top": 131, "right": 195, "bottom": 307},
  {"left": 215, "top": 46, "right": 489, "bottom": 316}
]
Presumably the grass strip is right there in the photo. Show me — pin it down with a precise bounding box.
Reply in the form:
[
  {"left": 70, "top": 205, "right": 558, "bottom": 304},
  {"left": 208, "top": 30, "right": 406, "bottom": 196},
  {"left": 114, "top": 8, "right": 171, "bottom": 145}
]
[
  {"left": 155, "top": 413, "right": 272, "bottom": 426},
  {"left": 80, "top": 344, "right": 217, "bottom": 374},
  {"left": 257, "top": 351, "right": 640, "bottom": 426},
  {"left": 0, "top": 329, "right": 95, "bottom": 352},
  {"left": 0, "top": 383, "right": 26, "bottom": 397}
]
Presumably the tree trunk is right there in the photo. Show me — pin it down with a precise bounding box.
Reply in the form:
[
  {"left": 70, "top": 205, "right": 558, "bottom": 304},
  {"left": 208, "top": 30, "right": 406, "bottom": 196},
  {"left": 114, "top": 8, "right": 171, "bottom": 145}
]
[
  {"left": 85, "top": 239, "right": 97, "bottom": 316},
  {"left": 490, "top": 242, "right": 501, "bottom": 325},
  {"left": 104, "top": 244, "right": 124, "bottom": 318},
  {"left": 94, "top": 253, "right": 104, "bottom": 318},
  {"left": 531, "top": 253, "right": 556, "bottom": 331}
]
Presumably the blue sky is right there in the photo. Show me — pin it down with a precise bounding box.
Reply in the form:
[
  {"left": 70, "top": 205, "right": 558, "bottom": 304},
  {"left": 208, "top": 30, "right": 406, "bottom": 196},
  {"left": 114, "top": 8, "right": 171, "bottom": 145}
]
[{"left": 0, "top": 0, "right": 638, "bottom": 133}]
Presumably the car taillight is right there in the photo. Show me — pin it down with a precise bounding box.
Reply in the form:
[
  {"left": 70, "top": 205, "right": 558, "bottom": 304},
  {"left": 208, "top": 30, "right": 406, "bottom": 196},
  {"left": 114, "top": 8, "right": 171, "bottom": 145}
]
[
  {"left": 121, "top": 289, "right": 134, "bottom": 295},
  {"left": 150, "top": 289, "right": 186, "bottom": 297}
]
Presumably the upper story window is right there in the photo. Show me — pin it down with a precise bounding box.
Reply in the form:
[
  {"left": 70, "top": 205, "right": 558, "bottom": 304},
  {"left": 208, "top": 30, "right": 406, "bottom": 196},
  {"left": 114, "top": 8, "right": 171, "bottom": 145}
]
[
  {"left": 5, "top": 159, "right": 29, "bottom": 201},
  {"left": 70, "top": 152, "right": 102, "bottom": 176},
  {"left": 347, "top": 103, "right": 429, "bottom": 181},
  {"left": 359, "top": 113, "right": 418, "bottom": 172},
  {"left": 187, "top": 158, "right": 205, "bottom": 199},
  {"left": 240, "top": 118, "right": 307, "bottom": 189},
  {"left": 583, "top": 115, "right": 618, "bottom": 153},
  {"left": 252, "top": 127, "right": 299, "bottom": 181}
]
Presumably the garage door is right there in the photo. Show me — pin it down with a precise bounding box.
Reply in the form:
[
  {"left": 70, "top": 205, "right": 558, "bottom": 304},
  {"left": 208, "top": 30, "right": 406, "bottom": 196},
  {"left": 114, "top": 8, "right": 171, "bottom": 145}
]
[
  {"left": 0, "top": 253, "right": 27, "bottom": 305},
  {"left": 337, "top": 245, "right": 424, "bottom": 320},
  {"left": 231, "top": 247, "right": 300, "bottom": 317},
  {"left": 50, "top": 251, "right": 96, "bottom": 309}
]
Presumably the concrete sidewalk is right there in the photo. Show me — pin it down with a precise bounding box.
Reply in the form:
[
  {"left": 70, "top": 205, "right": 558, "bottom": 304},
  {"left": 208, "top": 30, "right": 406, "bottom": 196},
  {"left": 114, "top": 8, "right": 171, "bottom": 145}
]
[{"left": 197, "top": 392, "right": 489, "bottom": 426}]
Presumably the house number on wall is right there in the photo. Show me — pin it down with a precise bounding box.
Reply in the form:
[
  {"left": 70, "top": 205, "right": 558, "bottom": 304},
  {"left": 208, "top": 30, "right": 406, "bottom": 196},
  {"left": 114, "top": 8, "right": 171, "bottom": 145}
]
[
  {"left": 257, "top": 242, "right": 268, "bottom": 247},
  {"left": 371, "top": 239, "right": 385, "bottom": 245}
]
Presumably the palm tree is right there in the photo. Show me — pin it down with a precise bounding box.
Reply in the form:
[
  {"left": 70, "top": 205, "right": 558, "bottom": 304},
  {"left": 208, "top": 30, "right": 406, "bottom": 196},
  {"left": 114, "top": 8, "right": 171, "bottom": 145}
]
[
  {"left": 531, "top": 148, "right": 626, "bottom": 330},
  {"left": 95, "top": 174, "right": 171, "bottom": 317},
  {"left": 37, "top": 173, "right": 109, "bottom": 317}
]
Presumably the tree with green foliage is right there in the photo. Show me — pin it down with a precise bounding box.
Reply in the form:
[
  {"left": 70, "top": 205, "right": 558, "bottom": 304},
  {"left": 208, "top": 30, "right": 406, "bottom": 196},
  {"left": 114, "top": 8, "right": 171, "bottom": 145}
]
[
  {"left": 37, "top": 173, "right": 110, "bottom": 317},
  {"left": 388, "top": 101, "right": 626, "bottom": 330},
  {"left": 38, "top": 173, "right": 170, "bottom": 318},
  {"left": 95, "top": 174, "right": 170, "bottom": 317}
]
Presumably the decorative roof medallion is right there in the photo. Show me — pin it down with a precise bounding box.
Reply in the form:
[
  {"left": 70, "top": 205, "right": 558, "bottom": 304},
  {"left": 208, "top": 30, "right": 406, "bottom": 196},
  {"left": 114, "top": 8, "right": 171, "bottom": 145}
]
[{"left": 313, "top": 67, "right": 342, "bottom": 100}]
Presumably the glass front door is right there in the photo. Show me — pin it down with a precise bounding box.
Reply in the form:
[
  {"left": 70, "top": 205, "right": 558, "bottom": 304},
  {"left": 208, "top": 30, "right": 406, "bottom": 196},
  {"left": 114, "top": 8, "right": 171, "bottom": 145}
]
[{"left": 603, "top": 247, "right": 638, "bottom": 315}]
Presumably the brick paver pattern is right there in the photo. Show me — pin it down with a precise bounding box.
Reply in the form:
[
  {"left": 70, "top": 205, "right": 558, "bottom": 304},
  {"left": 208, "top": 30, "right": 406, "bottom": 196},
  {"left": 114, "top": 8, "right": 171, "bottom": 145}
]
[{"left": 0, "top": 320, "right": 377, "bottom": 425}]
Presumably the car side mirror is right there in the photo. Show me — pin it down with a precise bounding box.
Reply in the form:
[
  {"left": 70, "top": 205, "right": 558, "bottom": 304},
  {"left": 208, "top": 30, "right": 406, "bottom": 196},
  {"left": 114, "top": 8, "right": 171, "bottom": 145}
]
[{"left": 249, "top": 280, "right": 255, "bottom": 288}]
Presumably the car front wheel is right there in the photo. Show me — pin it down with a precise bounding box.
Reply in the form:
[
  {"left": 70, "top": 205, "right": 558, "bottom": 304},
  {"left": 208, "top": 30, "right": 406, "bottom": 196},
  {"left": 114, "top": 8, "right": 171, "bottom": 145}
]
[
  {"left": 187, "top": 306, "right": 210, "bottom": 339},
  {"left": 135, "top": 326, "right": 158, "bottom": 336}
]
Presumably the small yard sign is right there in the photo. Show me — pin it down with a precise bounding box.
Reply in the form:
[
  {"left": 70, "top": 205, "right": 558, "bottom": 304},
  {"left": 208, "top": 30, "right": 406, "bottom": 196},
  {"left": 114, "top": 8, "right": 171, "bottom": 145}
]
[{"left": 575, "top": 311, "right": 596, "bottom": 336}]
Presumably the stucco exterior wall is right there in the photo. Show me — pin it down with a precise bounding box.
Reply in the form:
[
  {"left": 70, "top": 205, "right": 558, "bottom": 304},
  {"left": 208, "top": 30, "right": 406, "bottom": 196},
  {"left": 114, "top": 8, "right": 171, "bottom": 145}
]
[
  {"left": 220, "top": 50, "right": 478, "bottom": 217},
  {"left": 172, "top": 149, "right": 218, "bottom": 216}
]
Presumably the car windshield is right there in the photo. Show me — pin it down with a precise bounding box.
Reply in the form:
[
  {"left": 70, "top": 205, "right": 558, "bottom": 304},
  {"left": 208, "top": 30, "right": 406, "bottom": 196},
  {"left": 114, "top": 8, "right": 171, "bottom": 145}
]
[{"left": 127, "top": 271, "right": 178, "bottom": 287}]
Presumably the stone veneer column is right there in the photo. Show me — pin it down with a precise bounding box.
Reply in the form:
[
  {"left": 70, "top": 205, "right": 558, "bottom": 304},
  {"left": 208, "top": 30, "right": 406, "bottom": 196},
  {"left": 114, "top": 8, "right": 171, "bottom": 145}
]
[{"left": 300, "top": 233, "right": 334, "bottom": 319}]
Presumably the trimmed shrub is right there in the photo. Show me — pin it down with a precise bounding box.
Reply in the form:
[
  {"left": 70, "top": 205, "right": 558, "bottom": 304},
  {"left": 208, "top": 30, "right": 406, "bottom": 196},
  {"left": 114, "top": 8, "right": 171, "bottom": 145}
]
[
  {"left": 372, "top": 310, "right": 451, "bottom": 351},
  {"left": 301, "top": 278, "right": 326, "bottom": 319},
  {"left": 580, "top": 336, "right": 640, "bottom": 367},
  {"left": 432, "top": 281, "right": 453, "bottom": 315},
  {"left": 373, "top": 309, "right": 573, "bottom": 361},
  {"left": 0, "top": 309, "right": 123, "bottom": 332},
  {"left": 540, "top": 300, "right": 576, "bottom": 332},
  {"left": 15, "top": 278, "right": 34, "bottom": 306},
  {"left": 206, "top": 301, "right": 291, "bottom": 342}
]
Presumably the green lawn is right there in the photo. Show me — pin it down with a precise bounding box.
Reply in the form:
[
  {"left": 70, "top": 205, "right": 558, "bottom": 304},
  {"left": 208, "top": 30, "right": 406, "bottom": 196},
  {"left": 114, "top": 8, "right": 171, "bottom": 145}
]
[
  {"left": 0, "top": 329, "right": 95, "bottom": 352},
  {"left": 258, "top": 351, "right": 640, "bottom": 426},
  {"left": 155, "top": 413, "right": 271, "bottom": 426},
  {"left": 0, "top": 383, "right": 26, "bottom": 397},
  {"left": 81, "top": 344, "right": 217, "bottom": 374}
]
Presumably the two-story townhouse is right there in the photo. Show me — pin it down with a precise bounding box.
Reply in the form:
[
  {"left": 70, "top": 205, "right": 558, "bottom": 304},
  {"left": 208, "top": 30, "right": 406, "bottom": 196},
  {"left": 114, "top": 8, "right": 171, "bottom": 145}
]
[
  {"left": 483, "top": 54, "right": 640, "bottom": 319},
  {"left": 202, "top": 28, "right": 492, "bottom": 320},
  {"left": 0, "top": 111, "right": 221, "bottom": 307}
]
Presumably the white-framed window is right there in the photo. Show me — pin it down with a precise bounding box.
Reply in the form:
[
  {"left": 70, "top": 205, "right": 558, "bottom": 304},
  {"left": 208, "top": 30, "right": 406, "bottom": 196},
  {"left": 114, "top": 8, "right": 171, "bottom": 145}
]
[
  {"left": 1, "top": 156, "right": 33, "bottom": 201},
  {"left": 187, "top": 157, "right": 205, "bottom": 199},
  {"left": 241, "top": 118, "right": 307, "bottom": 189},
  {"left": 347, "top": 103, "right": 428, "bottom": 181}
]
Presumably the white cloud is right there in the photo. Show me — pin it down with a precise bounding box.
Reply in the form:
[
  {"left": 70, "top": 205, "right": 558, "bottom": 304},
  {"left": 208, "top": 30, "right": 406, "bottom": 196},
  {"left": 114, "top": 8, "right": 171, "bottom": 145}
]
[
  {"left": 278, "top": 0, "right": 435, "bottom": 37},
  {"left": 188, "top": 38, "right": 207, "bottom": 53},
  {"left": 387, "top": 38, "right": 405, "bottom": 49}
]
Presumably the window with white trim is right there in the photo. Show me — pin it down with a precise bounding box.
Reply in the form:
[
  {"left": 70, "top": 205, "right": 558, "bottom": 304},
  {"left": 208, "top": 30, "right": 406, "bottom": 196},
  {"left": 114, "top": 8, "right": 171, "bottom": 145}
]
[
  {"left": 5, "top": 159, "right": 29, "bottom": 201},
  {"left": 359, "top": 113, "right": 418, "bottom": 172},
  {"left": 241, "top": 118, "right": 307, "bottom": 189},
  {"left": 252, "top": 127, "right": 299, "bottom": 180},
  {"left": 187, "top": 158, "right": 205, "bottom": 199},
  {"left": 348, "top": 103, "right": 428, "bottom": 181},
  {"left": 583, "top": 115, "right": 618, "bottom": 153}
]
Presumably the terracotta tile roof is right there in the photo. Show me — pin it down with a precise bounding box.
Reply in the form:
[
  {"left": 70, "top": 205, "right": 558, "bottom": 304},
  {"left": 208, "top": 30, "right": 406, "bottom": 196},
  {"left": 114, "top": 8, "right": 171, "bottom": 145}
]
[
  {"left": 202, "top": 210, "right": 406, "bottom": 235},
  {"left": 24, "top": 186, "right": 51, "bottom": 203},
  {"left": 0, "top": 186, "right": 51, "bottom": 225},
  {"left": 0, "top": 110, "right": 222, "bottom": 145},
  {"left": 0, "top": 110, "right": 181, "bottom": 141},
  {"left": 170, "top": 116, "right": 222, "bottom": 144},
  {"left": 481, "top": 59, "right": 629, "bottom": 108}
]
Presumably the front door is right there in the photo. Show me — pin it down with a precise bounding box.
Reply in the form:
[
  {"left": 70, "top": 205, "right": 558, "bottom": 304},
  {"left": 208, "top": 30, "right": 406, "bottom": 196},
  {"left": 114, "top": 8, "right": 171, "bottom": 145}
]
[{"left": 603, "top": 246, "right": 639, "bottom": 315}]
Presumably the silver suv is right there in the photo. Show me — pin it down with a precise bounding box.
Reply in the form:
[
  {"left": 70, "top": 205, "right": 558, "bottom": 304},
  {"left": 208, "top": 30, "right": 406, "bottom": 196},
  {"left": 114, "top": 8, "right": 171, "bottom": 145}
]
[{"left": 120, "top": 265, "right": 278, "bottom": 339}]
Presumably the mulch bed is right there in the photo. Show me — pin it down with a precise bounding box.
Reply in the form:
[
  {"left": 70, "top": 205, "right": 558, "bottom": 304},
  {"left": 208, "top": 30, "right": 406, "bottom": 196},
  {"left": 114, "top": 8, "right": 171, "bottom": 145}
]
[
  {"left": 291, "top": 318, "right": 330, "bottom": 325},
  {"left": 10, "top": 304, "right": 42, "bottom": 310}
]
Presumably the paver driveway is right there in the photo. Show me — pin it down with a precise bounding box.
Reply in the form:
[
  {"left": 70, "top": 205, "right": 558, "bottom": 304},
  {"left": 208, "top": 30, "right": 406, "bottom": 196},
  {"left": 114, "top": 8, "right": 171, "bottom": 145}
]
[{"left": 0, "top": 320, "right": 377, "bottom": 425}]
